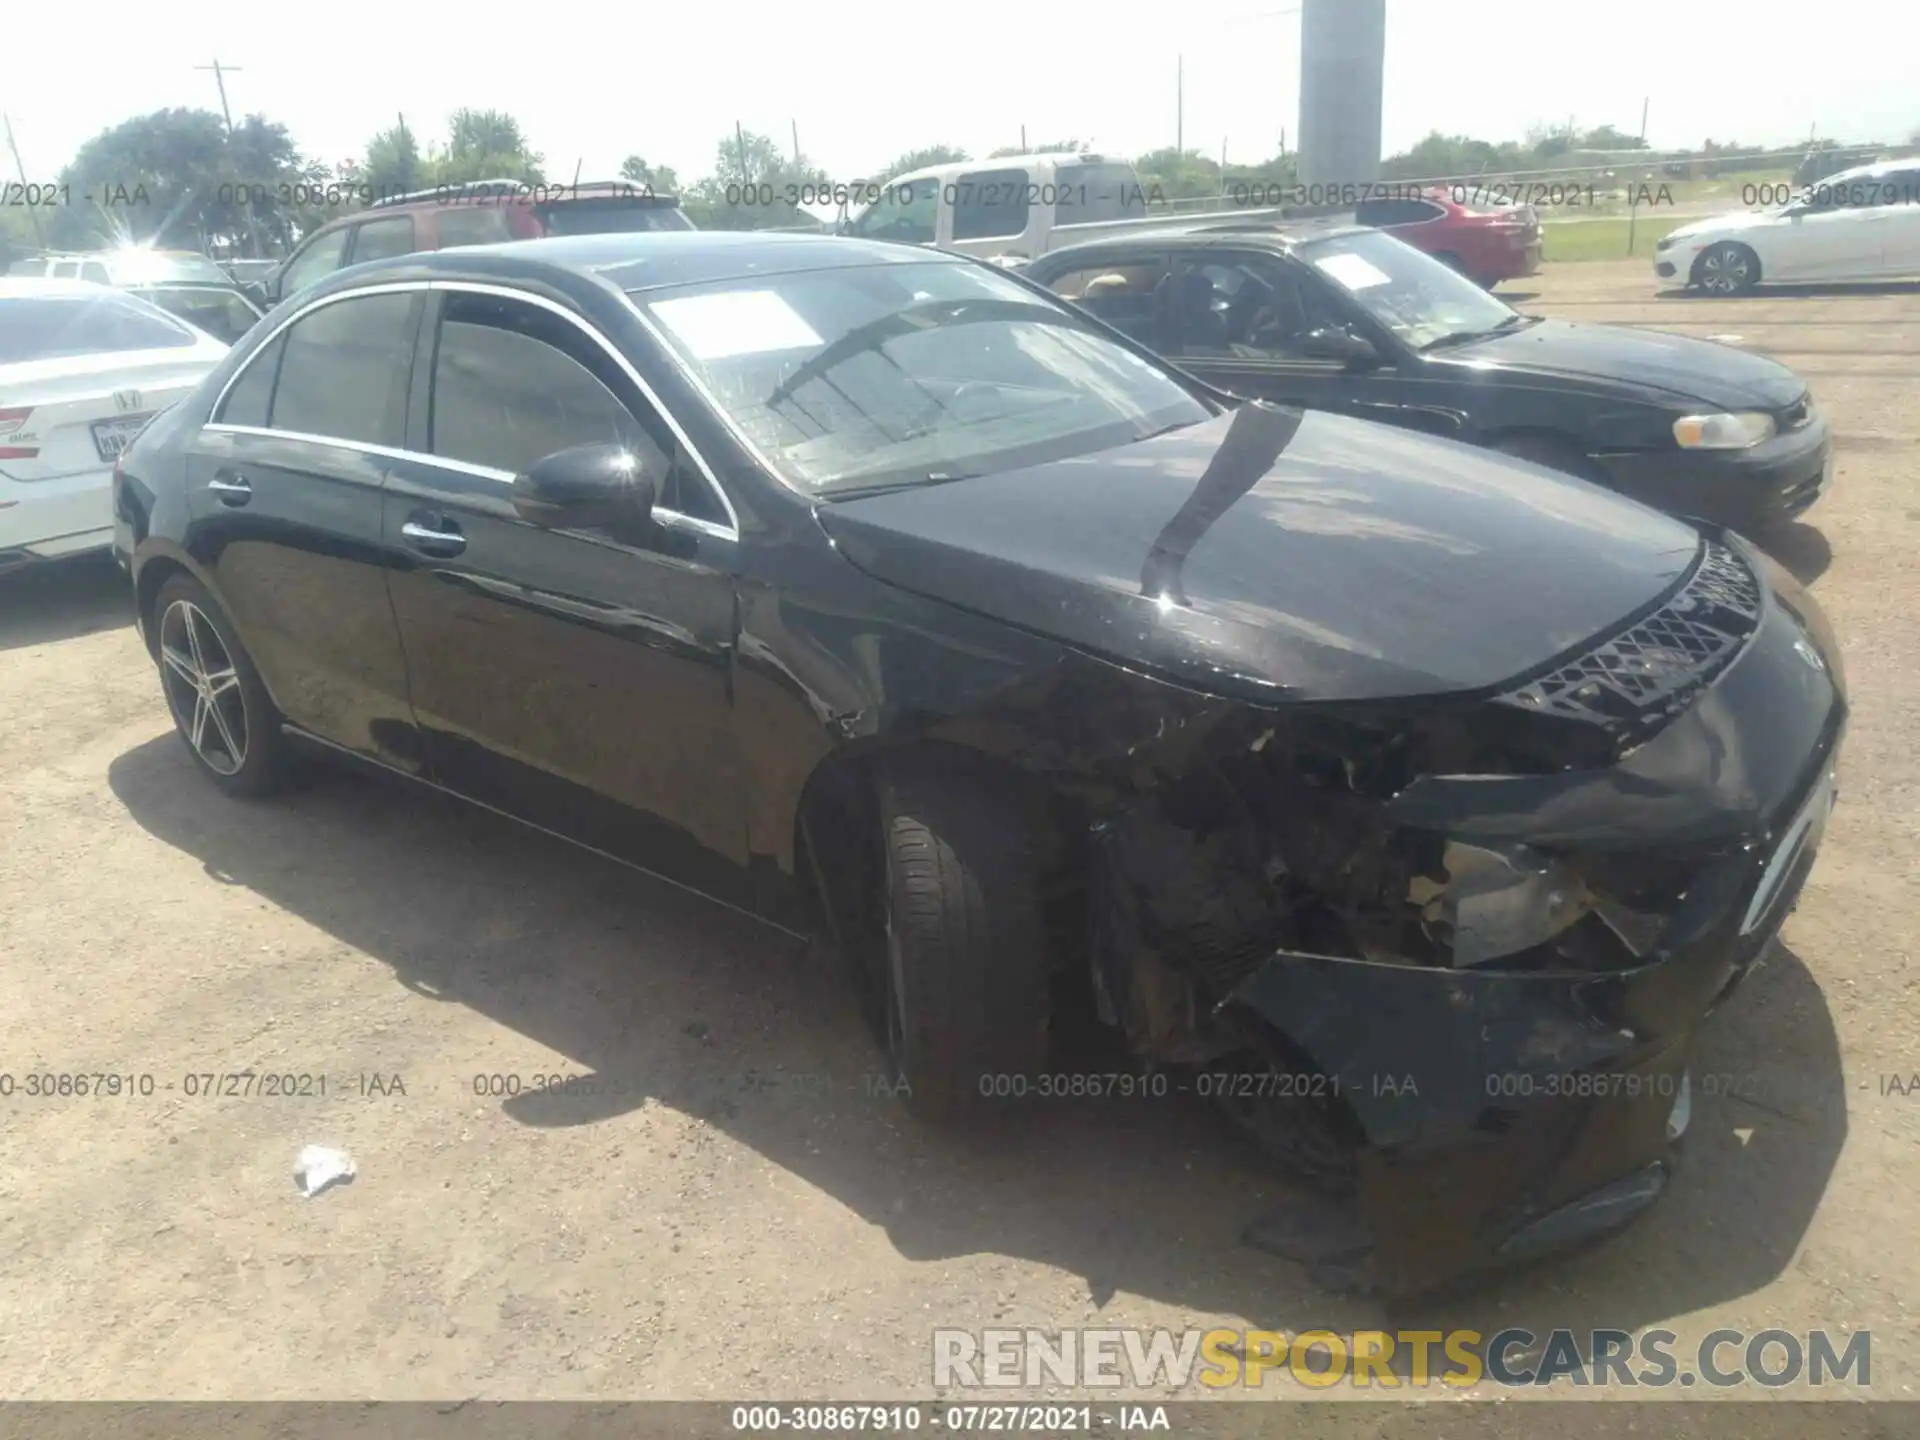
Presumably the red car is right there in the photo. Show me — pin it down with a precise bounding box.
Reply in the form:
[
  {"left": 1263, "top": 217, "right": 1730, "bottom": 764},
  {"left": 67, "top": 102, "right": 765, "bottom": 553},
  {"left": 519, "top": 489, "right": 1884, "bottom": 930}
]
[{"left": 1354, "top": 188, "right": 1543, "bottom": 289}]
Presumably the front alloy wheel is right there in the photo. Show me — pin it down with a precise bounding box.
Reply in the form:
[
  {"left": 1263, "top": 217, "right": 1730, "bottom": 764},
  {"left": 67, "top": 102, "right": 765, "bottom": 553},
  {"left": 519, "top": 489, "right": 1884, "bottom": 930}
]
[
  {"left": 1697, "top": 243, "right": 1758, "bottom": 295},
  {"left": 158, "top": 598, "right": 247, "bottom": 775}
]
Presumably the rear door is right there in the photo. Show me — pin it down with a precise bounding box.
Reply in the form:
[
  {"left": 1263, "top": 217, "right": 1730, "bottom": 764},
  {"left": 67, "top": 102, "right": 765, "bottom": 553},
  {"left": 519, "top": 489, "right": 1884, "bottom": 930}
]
[
  {"left": 380, "top": 286, "right": 748, "bottom": 902},
  {"left": 191, "top": 287, "right": 424, "bottom": 770}
]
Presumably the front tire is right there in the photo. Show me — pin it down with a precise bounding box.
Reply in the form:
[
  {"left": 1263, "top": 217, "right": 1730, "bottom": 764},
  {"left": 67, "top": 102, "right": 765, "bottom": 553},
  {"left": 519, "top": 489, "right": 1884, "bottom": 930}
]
[
  {"left": 875, "top": 752, "right": 1052, "bottom": 1122},
  {"left": 1694, "top": 242, "right": 1759, "bottom": 295},
  {"left": 151, "top": 574, "right": 295, "bottom": 798}
]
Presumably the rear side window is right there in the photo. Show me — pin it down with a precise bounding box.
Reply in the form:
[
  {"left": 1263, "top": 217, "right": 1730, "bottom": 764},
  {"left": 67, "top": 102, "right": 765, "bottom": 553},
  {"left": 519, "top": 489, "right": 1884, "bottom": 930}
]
[
  {"left": 433, "top": 206, "right": 516, "bottom": 249},
  {"left": 951, "top": 168, "right": 1031, "bottom": 241},
  {"left": 349, "top": 216, "right": 417, "bottom": 264},
  {"left": 269, "top": 293, "right": 418, "bottom": 447},
  {"left": 428, "top": 291, "right": 726, "bottom": 524},
  {"left": 215, "top": 332, "right": 287, "bottom": 427},
  {"left": 0, "top": 293, "right": 197, "bottom": 363},
  {"left": 535, "top": 201, "right": 695, "bottom": 236},
  {"left": 1356, "top": 198, "right": 1444, "bottom": 226}
]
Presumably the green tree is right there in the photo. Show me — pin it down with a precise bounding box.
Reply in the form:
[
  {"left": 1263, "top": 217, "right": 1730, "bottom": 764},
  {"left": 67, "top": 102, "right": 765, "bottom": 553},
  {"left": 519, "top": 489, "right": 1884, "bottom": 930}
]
[
  {"left": 987, "top": 138, "right": 1088, "bottom": 159},
  {"left": 619, "top": 155, "right": 682, "bottom": 194},
  {"left": 1133, "top": 147, "right": 1223, "bottom": 202},
  {"left": 361, "top": 120, "right": 426, "bottom": 200},
  {"left": 53, "top": 107, "right": 314, "bottom": 254},
  {"left": 684, "top": 128, "right": 828, "bottom": 230},
  {"left": 429, "top": 108, "right": 544, "bottom": 186}
]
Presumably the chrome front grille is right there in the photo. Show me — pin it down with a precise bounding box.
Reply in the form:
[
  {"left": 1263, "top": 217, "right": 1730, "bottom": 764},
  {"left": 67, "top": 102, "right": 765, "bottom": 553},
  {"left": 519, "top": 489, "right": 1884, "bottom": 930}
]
[{"left": 1498, "top": 541, "right": 1763, "bottom": 735}]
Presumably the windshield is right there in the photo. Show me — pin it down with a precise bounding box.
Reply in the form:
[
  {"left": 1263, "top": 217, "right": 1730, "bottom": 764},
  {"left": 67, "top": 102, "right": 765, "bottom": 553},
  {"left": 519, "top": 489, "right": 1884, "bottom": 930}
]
[
  {"left": 1298, "top": 229, "right": 1517, "bottom": 350},
  {"left": 636, "top": 260, "right": 1210, "bottom": 496},
  {"left": 0, "top": 292, "right": 199, "bottom": 364},
  {"left": 107, "top": 250, "right": 232, "bottom": 285}
]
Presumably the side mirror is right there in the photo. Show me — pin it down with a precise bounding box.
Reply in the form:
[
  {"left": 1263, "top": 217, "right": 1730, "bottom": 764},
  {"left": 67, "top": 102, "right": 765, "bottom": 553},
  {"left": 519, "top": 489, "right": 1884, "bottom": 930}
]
[
  {"left": 512, "top": 441, "right": 664, "bottom": 531},
  {"left": 1301, "top": 326, "right": 1379, "bottom": 364}
]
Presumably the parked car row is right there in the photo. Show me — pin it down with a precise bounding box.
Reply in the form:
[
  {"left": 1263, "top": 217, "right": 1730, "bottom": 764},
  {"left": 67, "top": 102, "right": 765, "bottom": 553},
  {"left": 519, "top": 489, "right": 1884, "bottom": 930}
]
[{"left": 110, "top": 228, "right": 1845, "bottom": 1299}]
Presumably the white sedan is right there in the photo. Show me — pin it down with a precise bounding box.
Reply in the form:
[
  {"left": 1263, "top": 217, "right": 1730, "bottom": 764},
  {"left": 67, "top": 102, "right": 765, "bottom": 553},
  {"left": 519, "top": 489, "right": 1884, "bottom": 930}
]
[
  {"left": 1655, "top": 159, "right": 1920, "bottom": 294},
  {"left": 1, "top": 279, "right": 227, "bottom": 573}
]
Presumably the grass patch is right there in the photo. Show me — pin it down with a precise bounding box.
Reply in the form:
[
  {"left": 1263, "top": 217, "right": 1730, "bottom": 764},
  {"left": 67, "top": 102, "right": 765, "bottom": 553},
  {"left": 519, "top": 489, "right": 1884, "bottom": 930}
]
[{"left": 1543, "top": 216, "right": 1687, "bottom": 262}]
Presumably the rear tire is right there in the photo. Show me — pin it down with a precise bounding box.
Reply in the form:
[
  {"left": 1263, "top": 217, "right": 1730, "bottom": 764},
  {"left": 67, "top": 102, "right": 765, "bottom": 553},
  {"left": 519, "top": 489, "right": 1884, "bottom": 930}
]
[
  {"left": 875, "top": 752, "right": 1052, "bottom": 1122},
  {"left": 151, "top": 574, "right": 295, "bottom": 798}
]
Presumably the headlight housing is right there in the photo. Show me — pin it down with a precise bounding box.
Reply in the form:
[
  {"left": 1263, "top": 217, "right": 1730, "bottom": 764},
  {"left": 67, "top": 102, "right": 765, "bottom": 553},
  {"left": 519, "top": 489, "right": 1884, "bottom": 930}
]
[{"left": 1672, "top": 411, "right": 1775, "bottom": 449}]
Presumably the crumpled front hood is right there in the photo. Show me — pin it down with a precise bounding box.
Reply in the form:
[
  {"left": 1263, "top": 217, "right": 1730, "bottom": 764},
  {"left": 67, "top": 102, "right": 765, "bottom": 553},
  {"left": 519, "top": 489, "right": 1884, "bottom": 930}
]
[
  {"left": 1438, "top": 318, "right": 1806, "bottom": 409},
  {"left": 817, "top": 405, "right": 1703, "bottom": 704}
]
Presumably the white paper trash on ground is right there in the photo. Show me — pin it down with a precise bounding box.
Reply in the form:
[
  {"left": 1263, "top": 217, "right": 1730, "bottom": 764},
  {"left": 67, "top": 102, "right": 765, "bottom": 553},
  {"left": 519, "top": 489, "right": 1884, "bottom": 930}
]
[{"left": 294, "top": 1145, "right": 356, "bottom": 1197}]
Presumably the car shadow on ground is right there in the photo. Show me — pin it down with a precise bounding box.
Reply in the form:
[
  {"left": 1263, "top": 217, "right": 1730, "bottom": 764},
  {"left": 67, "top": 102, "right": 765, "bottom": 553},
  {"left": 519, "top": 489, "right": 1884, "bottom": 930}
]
[
  {"left": 107, "top": 734, "right": 1848, "bottom": 1342},
  {"left": 1755, "top": 522, "right": 1832, "bottom": 586},
  {"left": 0, "top": 554, "right": 131, "bottom": 652}
]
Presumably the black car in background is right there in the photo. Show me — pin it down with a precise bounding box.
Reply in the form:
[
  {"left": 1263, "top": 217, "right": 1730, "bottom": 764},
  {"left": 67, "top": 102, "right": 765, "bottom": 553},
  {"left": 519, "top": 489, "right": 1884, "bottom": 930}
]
[
  {"left": 1025, "top": 224, "right": 1833, "bottom": 531},
  {"left": 114, "top": 232, "right": 1845, "bottom": 1298},
  {"left": 16, "top": 249, "right": 267, "bottom": 344}
]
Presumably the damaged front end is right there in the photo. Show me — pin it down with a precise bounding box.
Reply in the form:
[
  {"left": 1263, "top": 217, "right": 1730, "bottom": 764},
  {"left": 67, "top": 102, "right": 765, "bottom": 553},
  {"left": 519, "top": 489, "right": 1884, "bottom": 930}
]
[{"left": 1086, "top": 533, "right": 1845, "bottom": 1297}]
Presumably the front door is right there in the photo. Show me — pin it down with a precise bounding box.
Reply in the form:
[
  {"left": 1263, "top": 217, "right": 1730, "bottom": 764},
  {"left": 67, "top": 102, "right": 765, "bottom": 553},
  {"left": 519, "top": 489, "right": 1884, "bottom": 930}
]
[
  {"left": 380, "top": 287, "right": 750, "bottom": 905},
  {"left": 189, "top": 289, "right": 425, "bottom": 770}
]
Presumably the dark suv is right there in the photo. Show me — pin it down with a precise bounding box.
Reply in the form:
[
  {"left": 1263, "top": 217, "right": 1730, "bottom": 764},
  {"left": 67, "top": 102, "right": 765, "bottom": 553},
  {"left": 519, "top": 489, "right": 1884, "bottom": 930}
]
[{"left": 250, "top": 180, "right": 692, "bottom": 309}]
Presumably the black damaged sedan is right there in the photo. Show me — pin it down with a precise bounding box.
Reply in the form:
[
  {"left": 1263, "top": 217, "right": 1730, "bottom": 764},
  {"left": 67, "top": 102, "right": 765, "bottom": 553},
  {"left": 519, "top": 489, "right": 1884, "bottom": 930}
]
[
  {"left": 113, "top": 232, "right": 1846, "bottom": 1298},
  {"left": 1024, "top": 224, "right": 1834, "bottom": 532}
]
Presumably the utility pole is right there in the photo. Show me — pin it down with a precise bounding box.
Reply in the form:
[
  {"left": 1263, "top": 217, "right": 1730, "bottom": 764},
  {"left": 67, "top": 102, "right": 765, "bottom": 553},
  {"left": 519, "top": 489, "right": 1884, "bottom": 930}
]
[
  {"left": 791, "top": 120, "right": 802, "bottom": 168},
  {"left": 1176, "top": 56, "right": 1184, "bottom": 155},
  {"left": 3, "top": 113, "right": 47, "bottom": 249},
  {"left": 196, "top": 59, "right": 264, "bottom": 259},
  {"left": 1627, "top": 96, "right": 1650, "bottom": 257}
]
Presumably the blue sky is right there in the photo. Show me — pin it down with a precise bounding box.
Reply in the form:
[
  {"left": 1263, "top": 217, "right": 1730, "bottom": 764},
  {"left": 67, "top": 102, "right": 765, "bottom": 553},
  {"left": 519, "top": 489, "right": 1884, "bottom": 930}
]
[{"left": 8, "top": 0, "right": 1917, "bottom": 183}]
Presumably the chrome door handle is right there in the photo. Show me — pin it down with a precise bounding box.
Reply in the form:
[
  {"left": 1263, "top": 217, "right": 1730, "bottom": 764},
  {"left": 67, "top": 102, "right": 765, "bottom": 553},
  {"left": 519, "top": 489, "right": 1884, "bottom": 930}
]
[
  {"left": 401, "top": 519, "right": 466, "bottom": 555},
  {"left": 207, "top": 475, "right": 252, "bottom": 505}
]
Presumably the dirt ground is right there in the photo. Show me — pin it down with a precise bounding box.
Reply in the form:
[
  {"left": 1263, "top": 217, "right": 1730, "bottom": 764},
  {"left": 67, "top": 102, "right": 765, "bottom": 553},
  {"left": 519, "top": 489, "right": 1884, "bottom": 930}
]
[{"left": 1, "top": 258, "right": 1916, "bottom": 1408}]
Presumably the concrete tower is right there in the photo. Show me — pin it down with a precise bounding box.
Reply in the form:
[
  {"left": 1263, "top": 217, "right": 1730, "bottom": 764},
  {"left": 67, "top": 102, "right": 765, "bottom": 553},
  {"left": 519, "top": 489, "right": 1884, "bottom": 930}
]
[{"left": 1298, "top": 0, "right": 1387, "bottom": 188}]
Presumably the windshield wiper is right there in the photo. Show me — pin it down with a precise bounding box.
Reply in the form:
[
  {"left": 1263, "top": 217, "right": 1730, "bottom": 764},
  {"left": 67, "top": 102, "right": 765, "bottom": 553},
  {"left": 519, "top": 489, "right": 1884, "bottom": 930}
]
[
  {"left": 1419, "top": 312, "right": 1536, "bottom": 351},
  {"left": 821, "top": 471, "right": 983, "bottom": 500}
]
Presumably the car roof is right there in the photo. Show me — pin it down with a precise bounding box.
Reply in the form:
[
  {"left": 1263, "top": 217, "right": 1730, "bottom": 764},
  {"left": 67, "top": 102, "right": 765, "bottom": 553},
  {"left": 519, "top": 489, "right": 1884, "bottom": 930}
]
[
  {"left": 361, "top": 230, "right": 969, "bottom": 293},
  {"left": 1822, "top": 157, "right": 1912, "bottom": 183},
  {"left": 1031, "top": 218, "right": 1369, "bottom": 267},
  {"left": 0, "top": 275, "right": 121, "bottom": 298},
  {"left": 888, "top": 152, "right": 1114, "bottom": 187}
]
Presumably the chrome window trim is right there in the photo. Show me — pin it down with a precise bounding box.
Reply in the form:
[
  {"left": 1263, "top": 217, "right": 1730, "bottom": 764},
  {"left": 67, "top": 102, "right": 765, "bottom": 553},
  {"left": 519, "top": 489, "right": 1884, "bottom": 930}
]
[{"left": 205, "top": 277, "right": 740, "bottom": 541}]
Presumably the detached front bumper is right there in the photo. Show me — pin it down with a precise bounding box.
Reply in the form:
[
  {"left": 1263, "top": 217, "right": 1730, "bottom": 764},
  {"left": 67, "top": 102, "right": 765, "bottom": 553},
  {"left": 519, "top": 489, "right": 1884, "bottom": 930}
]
[
  {"left": 1594, "top": 409, "right": 1832, "bottom": 531},
  {"left": 1226, "top": 545, "right": 1846, "bottom": 1297}
]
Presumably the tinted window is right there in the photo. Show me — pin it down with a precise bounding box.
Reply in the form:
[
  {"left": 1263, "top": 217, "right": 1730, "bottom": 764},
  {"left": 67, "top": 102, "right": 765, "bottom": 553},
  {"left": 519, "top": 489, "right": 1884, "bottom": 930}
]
[
  {"left": 536, "top": 200, "right": 696, "bottom": 236},
  {"left": 428, "top": 293, "right": 725, "bottom": 524},
  {"left": 80, "top": 260, "right": 111, "bottom": 284},
  {"left": 279, "top": 228, "right": 350, "bottom": 295},
  {"left": 0, "top": 292, "right": 198, "bottom": 363},
  {"left": 269, "top": 293, "right": 417, "bottom": 446},
  {"left": 848, "top": 178, "right": 938, "bottom": 244},
  {"left": 951, "top": 168, "right": 1031, "bottom": 241},
  {"left": 1356, "top": 198, "right": 1443, "bottom": 227},
  {"left": 1168, "top": 255, "right": 1344, "bottom": 359},
  {"left": 349, "top": 216, "right": 417, "bottom": 264},
  {"left": 216, "top": 332, "right": 287, "bottom": 426},
  {"left": 433, "top": 206, "right": 515, "bottom": 249},
  {"left": 1055, "top": 163, "right": 1147, "bottom": 225},
  {"left": 1042, "top": 255, "right": 1171, "bottom": 346}
]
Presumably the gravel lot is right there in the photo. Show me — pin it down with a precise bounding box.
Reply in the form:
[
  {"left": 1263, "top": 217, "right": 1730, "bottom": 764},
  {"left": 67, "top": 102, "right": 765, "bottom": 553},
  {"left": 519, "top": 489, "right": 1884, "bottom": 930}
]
[{"left": 1, "top": 258, "right": 1915, "bottom": 1409}]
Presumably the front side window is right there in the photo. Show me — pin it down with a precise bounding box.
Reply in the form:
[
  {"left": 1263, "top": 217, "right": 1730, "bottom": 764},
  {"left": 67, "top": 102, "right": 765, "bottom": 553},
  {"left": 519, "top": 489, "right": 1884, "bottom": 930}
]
[
  {"left": 279, "top": 227, "right": 350, "bottom": 296},
  {"left": 80, "top": 260, "right": 111, "bottom": 284},
  {"left": 848, "top": 178, "right": 938, "bottom": 244},
  {"left": 268, "top": 292, "right": 418, "bottom": 447},
  {"left": 1166, "top": 255, "right": 1343, "bottom": 360},
  {"left": 951, "top": 168, "right": 1031, "bottom": 242},
  {"left": 349, "top": 216, "right": 417, "bottom": 265},
  {"left": 428, "top": 292, "right": 724, "bottom": 524},
  {"left": 1299, "top": 229, "right": 1518, "bottom": 351},
  {"left": 0, "top": 292, "right": 198, "bottom": 363},
  {"left": 638, "top": 258, "right": 1211, "bottom": 498},
  {"left": 1356, "top": 198, "right": 1444, "bottom": 227},
  {"left": 1041, "top": 256, "right": 1170, "bottom": 346}
]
